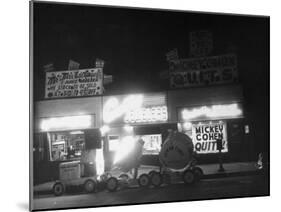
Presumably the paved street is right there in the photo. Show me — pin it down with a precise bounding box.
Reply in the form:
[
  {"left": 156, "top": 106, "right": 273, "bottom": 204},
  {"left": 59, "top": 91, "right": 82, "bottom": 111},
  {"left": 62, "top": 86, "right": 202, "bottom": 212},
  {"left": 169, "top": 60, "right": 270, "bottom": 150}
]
[{"left": 33, "top": 174, "right": 269, "bottom": 211}]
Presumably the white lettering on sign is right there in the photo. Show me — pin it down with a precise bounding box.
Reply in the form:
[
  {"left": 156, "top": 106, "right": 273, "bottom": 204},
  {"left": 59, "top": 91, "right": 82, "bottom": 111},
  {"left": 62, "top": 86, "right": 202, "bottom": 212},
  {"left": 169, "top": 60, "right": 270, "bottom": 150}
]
[
  {"left": 169, "top": 54, "right": 238, "bottom": 88},
  {"left": 103, "top": 95, "right": 144, "bottom": 123},
  {"left": 170, "top": 54, "right": 237, "bottom": 71},
  {"left": 192, "top": 122, "right": 228, "bottom": 154},
  {"left": 181, "top": 103, "right": 242, "bottom": 121},
  {"left": 124, "top": 106, "right": 168, "bottom": 123}
]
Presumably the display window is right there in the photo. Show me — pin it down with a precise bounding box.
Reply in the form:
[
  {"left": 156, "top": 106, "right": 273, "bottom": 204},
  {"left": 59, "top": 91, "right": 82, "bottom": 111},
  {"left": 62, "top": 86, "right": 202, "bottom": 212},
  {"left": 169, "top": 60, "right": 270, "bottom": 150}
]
[
  {"left": 108, "top": 135, "right": 120, "bottom": 152},
  {"left": 47, "top": 131, "right": 85, "bottom": 161},
  {"left": 141, "top": 134, "right": 162, "bottom": 155}
]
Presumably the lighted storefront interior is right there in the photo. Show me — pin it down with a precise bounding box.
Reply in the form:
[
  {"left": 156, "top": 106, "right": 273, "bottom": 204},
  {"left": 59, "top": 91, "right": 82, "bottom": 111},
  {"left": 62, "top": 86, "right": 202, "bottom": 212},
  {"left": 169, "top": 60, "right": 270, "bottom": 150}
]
[
  {"left": 47, "top": 130, "right": 85, "bottom": 161},
  {"left": 177, "top": 102, "right": 246, "bottom": 162},
  {"left": 34, "top": 114, "right": 104, "bottom": 184},
  {"left": 101, "top": 92, "right": 173, "bottom": 170}
]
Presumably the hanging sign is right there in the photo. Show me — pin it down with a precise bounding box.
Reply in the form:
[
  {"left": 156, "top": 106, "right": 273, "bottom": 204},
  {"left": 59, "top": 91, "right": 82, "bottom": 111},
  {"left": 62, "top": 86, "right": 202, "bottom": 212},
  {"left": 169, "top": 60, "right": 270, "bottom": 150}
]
[
  {"left": 192, "top": 122, "right": 228, "bottom": 154},
  {"left": 45, "top": 68, "right": 103, "bottom": 98}
]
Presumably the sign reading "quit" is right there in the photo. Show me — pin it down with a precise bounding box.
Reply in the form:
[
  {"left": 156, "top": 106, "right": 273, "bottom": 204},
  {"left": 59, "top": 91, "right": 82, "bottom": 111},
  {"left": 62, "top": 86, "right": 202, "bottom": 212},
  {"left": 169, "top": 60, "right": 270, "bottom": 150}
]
[{"left": 191, "top": 122, "right": 228, "bottom": 154}]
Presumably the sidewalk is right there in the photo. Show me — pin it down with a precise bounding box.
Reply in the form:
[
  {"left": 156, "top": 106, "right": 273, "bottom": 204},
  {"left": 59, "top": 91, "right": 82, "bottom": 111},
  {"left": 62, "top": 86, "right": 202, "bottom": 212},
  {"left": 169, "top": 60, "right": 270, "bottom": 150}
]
[
  {"left": 138, "top": 161, "right": 264, "bottom": 178},
  {"left": 34, "top": 161, "right": 264, "bottom": 194}
]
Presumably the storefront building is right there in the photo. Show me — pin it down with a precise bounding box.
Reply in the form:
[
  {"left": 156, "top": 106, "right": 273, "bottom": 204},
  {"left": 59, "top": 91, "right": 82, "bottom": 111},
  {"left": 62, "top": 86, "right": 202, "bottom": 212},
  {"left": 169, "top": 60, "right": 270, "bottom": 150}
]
[
  {"left": 168, "top": 84, "right": 248, "bottom": 163},
  {"left": 34, "top": 84, "right": 249, "bottom": 183},
  {"left": 101, "top": 92, "right": 177, "bottom": 170},
  {"left": 34, "top": 96, "right": 103, "bottom": 184}
]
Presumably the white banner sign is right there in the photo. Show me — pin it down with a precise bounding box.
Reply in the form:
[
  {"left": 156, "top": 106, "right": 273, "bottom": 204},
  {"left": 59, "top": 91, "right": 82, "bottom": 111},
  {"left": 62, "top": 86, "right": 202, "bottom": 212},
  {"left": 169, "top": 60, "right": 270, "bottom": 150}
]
[
  {"left": 169, "top": 54, "right": 237, "bottom": 72},
  {"left": 192, "top": 122, "right": 228, "bottom": 154},
  {"left": 45, "top": 68, "right": 103, "bottom": 98},
  {"left": 170, "top": 66, "right": 238, "bottom": 88}
]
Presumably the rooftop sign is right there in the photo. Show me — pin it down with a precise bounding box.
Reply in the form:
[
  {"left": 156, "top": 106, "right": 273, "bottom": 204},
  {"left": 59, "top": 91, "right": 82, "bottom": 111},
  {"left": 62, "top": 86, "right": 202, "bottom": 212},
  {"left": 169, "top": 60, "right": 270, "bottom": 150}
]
[{"left": 45, "top": 68, "right": 103, "bottom": 98}]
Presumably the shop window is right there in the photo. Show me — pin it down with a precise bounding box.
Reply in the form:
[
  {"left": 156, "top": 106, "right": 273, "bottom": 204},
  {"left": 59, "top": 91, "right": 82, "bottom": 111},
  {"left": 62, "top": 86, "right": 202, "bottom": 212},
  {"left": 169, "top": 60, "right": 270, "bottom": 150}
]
[
  {"left": 48, "top": 131, "right": 85, "bottom": 161},
  {"left": 141, "top": 134, "right": 162, "bottom": 155},
  {"left": 108, "top": 135, "right": 120, "bottom": 152},
  {"left": 228, "top": 120, "right": 243, "bottom": 143}
]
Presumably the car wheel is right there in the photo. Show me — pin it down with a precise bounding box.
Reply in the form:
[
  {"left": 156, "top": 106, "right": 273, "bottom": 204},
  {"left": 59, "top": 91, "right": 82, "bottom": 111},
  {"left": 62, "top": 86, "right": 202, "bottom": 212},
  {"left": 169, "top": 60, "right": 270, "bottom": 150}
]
[
  {"left": 53, "top": 182, "right": 64, "bottom": 196},
  {"left": 150, "top": 172, "right": 163, "bottom": 187},
  {"left": 84, "top": 179, "right": 96, "bottom": 193},
  {"left": 138, "top": 174, "right": 150, "bottom": 188},
  {"left": 193, "top": 167, "right": 203, "bottom": 182},
  {"left": 182, "top": 170, "right": 195, "bottom": 184},
  {"left": 106, "top": 177, "right": 119, "bottom": 192}
]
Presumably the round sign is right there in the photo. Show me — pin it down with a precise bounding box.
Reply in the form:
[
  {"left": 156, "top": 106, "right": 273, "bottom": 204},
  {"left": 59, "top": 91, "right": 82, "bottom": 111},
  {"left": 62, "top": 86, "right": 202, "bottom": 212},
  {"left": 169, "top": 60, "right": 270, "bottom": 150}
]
[{"left": 159, "top": 132, "right": 194, "bottom": 170}]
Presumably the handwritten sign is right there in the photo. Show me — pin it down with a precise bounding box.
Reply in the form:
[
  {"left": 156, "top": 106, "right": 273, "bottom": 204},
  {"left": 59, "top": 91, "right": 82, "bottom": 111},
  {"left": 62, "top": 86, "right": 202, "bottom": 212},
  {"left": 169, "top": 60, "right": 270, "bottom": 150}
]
[
  {"left": 45, "top": 68, "right": 103, "bottom": 98},
  {"left": 170, "top": 66, "right": 238, "bottom": 88},
  {"left": 192, "top": 122, "right": 228, "bottom": 154},
  {"left": 169, "top": 54, "right": 237, "bottom": 71}
]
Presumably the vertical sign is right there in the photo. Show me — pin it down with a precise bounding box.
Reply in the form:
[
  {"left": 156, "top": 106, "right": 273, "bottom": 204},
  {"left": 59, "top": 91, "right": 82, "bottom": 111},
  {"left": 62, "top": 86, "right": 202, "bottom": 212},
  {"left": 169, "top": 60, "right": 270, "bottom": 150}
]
[
  {"left": 190, "top": 30, "right": 213, "bottom": 57},
  {"left": 166, "top": 49, "right": 179, "bottom": 61},
  {"left": 68, "top": 60, "right": 80, "bottom": 70}
]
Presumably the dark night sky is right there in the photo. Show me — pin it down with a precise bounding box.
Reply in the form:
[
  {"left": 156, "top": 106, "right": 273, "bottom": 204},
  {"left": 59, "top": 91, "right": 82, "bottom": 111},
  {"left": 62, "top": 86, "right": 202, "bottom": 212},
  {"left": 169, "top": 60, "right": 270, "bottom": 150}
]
[{"left": 33, "top": 2, "right": 269, "bottom": 150}]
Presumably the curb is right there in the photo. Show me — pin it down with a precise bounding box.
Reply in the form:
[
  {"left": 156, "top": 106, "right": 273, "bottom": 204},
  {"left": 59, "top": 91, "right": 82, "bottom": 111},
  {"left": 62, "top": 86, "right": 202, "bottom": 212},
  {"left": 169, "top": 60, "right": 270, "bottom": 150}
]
[{"left": 203, "top": 169, "right": 266, "bottom": 180}]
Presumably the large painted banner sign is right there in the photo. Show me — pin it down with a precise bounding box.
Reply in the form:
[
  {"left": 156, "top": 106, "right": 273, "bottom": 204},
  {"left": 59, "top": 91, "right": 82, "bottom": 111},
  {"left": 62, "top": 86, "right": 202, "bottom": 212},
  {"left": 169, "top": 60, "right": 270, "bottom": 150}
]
[
  {"left": 170, "top": 54, "right": 238, "bottom": 88},
  {"left": 170, "top": 66, "right": 238, "bottom": 88},
  {"left": 192, "top": 122, "right": 228, "bottom": 154},
  {"left": 169, "top": 54, "right": 237, "bottom": 72},
  {"left": 45, "top": 68, "right": 103, "bottom": 98}
]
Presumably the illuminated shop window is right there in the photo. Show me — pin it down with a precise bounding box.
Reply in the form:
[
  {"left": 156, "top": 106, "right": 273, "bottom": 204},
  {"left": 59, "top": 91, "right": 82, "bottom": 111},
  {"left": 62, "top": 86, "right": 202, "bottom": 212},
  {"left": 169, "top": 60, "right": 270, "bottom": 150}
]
[
  {"left": 108, "top": 135, "right": 120, "bottom": 152},
  {"left": 141, "top": 134, "right": 162, "bottom": 155},
  {"left": 48, "top": 131, "right": 85, "bottom": 161},
  {"left": 181, "top": 103, "right": 243, "bottom": 121}
]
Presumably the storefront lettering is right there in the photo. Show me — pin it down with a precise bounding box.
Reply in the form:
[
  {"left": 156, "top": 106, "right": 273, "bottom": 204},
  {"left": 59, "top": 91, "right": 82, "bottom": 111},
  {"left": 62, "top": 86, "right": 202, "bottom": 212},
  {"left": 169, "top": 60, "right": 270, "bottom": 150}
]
[
  {"left": 181, "top": 103, "right": 242, "bottom": 121},
  {"left": 163, "top": 145, "right": 184, "bottom": 158},
  {"left": 170, "top": 67, "right": 238, "bottom": 88},
  {"left": 124, "top": 106, "right": 168, "bottom": 123},
  {"left": 103, "top": 95, "right": 144, "bottom": 123}
]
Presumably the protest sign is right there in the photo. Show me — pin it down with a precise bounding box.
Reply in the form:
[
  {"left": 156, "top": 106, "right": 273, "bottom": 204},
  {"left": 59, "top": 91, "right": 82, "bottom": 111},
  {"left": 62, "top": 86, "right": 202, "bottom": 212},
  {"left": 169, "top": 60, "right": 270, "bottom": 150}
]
[{"left": 192, "top": 122, "right": 228, "bottom": 154}]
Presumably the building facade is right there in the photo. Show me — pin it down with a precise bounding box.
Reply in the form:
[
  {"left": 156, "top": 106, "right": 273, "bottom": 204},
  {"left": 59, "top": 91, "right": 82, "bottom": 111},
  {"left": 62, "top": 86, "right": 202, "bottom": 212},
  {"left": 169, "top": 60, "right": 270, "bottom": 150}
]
[{"left": 33, "top": 84, "right": 249, "bottom": 184}]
